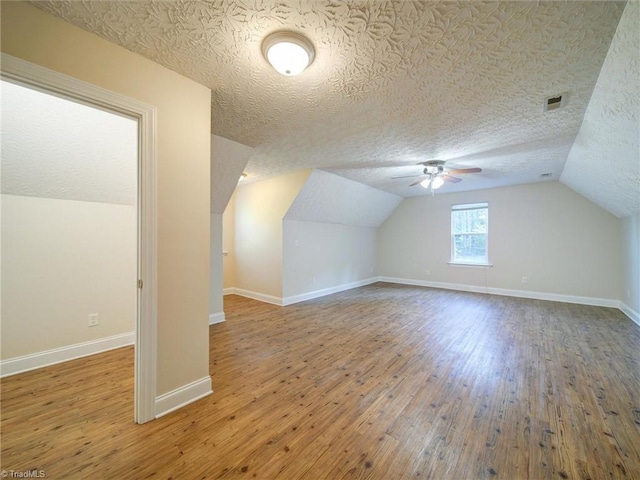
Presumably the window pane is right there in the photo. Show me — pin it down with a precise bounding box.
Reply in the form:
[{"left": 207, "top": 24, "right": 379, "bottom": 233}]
[
  {"left": 451, "top": 204, "right": 488, "bottom": 263},
  {"left": 452, "top": 208, "right": 487, "bottom": 234},
  {"left": 453, "top": 234, "right": 487, "bottom": 263}
]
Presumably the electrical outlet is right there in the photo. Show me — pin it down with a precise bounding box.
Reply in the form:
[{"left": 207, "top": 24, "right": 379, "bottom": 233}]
[
  {"left": 88, "top": 313, "right": 99, "bottom": 327},
  {"left": 521, "top": 276, "right": 528, "bottom": 284},
  {"left": 426, "top": 269, "right": 430, "bottom": 276}
]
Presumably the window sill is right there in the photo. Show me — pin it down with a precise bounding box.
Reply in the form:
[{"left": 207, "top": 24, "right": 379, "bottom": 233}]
[{"left": 448, "top": 262, "right": 493, "bottom": 268}]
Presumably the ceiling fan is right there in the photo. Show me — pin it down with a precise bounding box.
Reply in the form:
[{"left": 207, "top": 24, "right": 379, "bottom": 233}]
[{"left": 393, "top": 160, "right": 482, "bottom": 192}]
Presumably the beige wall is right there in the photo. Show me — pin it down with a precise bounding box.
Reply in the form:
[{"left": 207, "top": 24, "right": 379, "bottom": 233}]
[
  {"left": 1, "top": 195, "right": 136, "bottom": 358},
  {"left": 621, "top": 213, "right": 640, "bottom": 316},
  {"left": 379, "top": 182, "right": 622, "bottom": 300},
  {"left": 225, "top": 173, "right": 379, "bottom": 303},
  {"left": 1, "top": 2, "right": 212, "bottom": 395},
  {"left": 209, "top": 213, "right": 224, "bottom": 317},
  {"left": 233, "top": 170, "right": 310, "bottom": 298},
  {"left": 223, "top": 192, "right": 237, "bottom": 290},
  {"left": 282, "top": 221, "right": 377, "bottom": 299},
  {"left": 211, "top": 134, "right": 251, "bottom": 312}
]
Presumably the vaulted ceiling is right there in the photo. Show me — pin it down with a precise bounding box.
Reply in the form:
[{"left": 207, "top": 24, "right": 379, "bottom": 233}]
[
  {"left": 33, "top": 1, "right": 639, "bottom": 216},
  {"left": 1, "top": 80, "right": 138, "bottom": 206}
]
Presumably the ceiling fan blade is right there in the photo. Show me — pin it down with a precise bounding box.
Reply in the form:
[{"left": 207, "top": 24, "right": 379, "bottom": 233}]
[
  {"left": 391, "top": 174, "right": 423, "bottom": 179},
  {"left": 442, "top": 174, "right": 462, "bottom": 183},
  {"left": 446, "top": 167, "right": 482, "bottom": 174},
  {"left": 409, "top": 177, "right": 428, "bottom": 187}
]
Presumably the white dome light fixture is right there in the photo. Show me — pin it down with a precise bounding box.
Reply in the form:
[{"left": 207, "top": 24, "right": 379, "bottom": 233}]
[{"left": 262, "top": 31, "right": 315, "bottom": 76}]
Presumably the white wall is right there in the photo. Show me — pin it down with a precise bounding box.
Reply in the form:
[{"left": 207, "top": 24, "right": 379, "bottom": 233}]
[
  {"left": 1, "top": 77, "right": 138, "bottom": 363},
  {"left": 621, "top": 213, "right": 640, "bottom": 322},
  {"left": 233, "top": 170, "right": 311, "bottom": 299},
  {"left": 379, "top": 182, "right": 622, "bottom": 302},
  {"left": 2, "top": 195, "right": 136, "bottom": 359},
  {"left": 283, "top": 221, "right": 377, "bottom": 301},
  {"left": 227, "top": 170, "right": 396, "bottom": 304}
]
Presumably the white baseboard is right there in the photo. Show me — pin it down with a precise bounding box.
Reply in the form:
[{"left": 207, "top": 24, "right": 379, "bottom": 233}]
[
  {"left": 225, "top": 278, "right": 379, "bottom": 307},
  {"left": 282, "top": 277, "right": 378, "bottom": 306},
  {"left": 619, "top": 302, "right": 640, "bottom": 326},
  {"left": 230, "top": 288, "right": 283, "bottom": 306},
  {"left": 209, "top": 312, "right": 226, "bottom": 325},
  {"left": 225, "top": 277, "right": 637, "bottom": 326},
  {"left": 223, "top": 287, "right": 235, "bottom": 296},
  {"left": 488, "top": 286, "right": 618, "bottom": 308},
  {"left": 0, "top": 331, "right": 135, "bottom": 378},
  {"left": 378, "top": 276, "right": 620, "bottom": 308},
  {"left": 155, "top": 376, "right": 212, "bottom": 418},
  {"left": 380, "top": 276, "right": 489, "bottom": 295}
]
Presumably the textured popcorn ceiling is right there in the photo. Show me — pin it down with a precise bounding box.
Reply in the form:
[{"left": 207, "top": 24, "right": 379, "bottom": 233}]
[
  {"left": 561, "top": 1, "right": 640, "bottom": 218},
  {"left": 33, "top": 0, "right": 633, "bottom": 210},
  {"left": 1, "top": 80, "right": 137, "bottom": 205}
]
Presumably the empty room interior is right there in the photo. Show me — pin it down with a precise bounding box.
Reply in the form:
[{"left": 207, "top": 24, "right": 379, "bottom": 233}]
[{"left": 1, "top": 1, "right": 639, "bottom": 479}]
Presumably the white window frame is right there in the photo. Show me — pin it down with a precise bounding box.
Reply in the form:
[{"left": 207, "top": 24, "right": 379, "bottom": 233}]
[{"left": 449, "top": 202, "right": 491, "bottom": 267}]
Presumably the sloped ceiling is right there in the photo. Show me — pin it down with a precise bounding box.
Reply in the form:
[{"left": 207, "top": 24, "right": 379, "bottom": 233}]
[
  {"left": 32, "top": 1, "right": 636, "bottom": 214},
  {"left": 560, "top": 1, "right": 639, "bottom": 218},
  {"left": 1, "top": 79, "right": 137, "bottom": 205},
  {"left": 285, "top": 170, "right": 403, "bottom": 227},
  {"left": 211, "top": 135, "right": 252, "bottom": 214}
]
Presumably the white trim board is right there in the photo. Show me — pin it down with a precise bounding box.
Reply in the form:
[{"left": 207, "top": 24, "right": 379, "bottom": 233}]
[
  {"left": 209, "top": 312, "right": 226, "bottom": 325},
  {"left": 223, "top": 277, "right": 636, "bottom": 325},
  {"left": 224, "top": 277, "right": 378, "bottom": 307},
  {"left": 155, "top": 376, "right": 212, "bottom": 418},
  {"left": 228, "top": 288, "right": 283, "bottom": 306},
  {"left": 378, "top": 276, "right": 637, "bottom": 321},
  {"left": 619, "top": 302, "right": 640, "bottom": 327},
  {"left": 282, "top": 277, "right": 378, "bottom": 306},
  {"left": 378, "top": 276, "right": 618, "bottom": 307},
  {"left": 0, "top": 332, "right": 135, "bottom": 378}
]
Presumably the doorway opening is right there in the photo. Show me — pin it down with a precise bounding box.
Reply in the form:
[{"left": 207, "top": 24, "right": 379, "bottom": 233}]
[{"left": 1, "top": 54, "right": 157, "bottom": 423}]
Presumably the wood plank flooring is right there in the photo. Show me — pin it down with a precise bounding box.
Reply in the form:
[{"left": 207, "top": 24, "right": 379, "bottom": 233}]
[{"left": 2, "top": 283, "right": 639, "bottom": 479}]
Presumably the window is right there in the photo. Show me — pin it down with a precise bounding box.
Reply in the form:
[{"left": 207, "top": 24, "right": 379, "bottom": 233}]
[{"left": 451, "top": 202, "right": 489, "bottom": 265}]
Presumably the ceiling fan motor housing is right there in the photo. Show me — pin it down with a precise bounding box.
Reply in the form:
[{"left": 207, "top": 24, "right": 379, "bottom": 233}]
[
  {"left": 423, "top": 164, "right": 444, "bottom": 175},
  {"left": 421, "top": 159, "right": 446, "bottom": 175}
]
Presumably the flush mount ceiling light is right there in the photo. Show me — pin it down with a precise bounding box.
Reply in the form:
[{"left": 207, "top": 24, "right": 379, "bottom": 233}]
[{"left": 262, "top": 31, "right": 315, "bottom": 76}]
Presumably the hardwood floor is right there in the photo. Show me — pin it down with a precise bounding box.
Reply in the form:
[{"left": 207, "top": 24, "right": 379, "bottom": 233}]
[{"left": 2, "top": 283, "right": 639, "bottom": 479}]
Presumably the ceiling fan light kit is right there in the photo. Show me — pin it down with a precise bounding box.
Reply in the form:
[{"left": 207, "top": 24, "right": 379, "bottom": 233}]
[
  {"left": 431, "top": 176, "right": 445, "bottom": 189},
  {"left": 398, "top": 159, "right": 482, "bottom": 193},
  {"left": 262, "top": 31, "right": 315, "bottom": 76}
]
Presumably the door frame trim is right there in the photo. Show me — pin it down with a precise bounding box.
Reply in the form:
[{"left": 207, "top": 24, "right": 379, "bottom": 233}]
[{"left": 1, "top": 53, "right": 158, "bottom": 423}]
